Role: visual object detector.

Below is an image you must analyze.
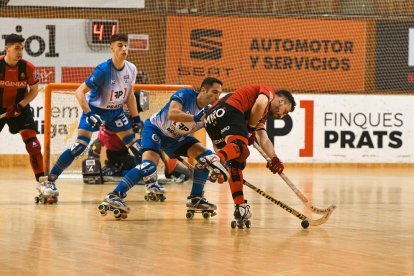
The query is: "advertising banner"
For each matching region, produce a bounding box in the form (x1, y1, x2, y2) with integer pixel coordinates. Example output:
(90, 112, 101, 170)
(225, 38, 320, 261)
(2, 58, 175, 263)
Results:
(166, 16, 366, 92)
(376, 21, 414, 91)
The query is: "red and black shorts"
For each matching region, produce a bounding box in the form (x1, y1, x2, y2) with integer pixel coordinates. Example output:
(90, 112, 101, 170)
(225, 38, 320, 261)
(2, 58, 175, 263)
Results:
(204, 98, 249, 149)
(0, 107, 37, 134)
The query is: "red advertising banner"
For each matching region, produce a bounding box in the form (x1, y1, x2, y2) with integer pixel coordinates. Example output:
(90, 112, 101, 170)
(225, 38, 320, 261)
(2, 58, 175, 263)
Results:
(166, 16, 366, 92)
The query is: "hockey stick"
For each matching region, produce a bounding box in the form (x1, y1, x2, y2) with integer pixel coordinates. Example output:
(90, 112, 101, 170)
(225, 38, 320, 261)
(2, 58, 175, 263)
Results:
(253, 141, 336, 215)
(243, 179, 333, 227)
(0, 113, 6, 119)
(176, 156, 332, 227)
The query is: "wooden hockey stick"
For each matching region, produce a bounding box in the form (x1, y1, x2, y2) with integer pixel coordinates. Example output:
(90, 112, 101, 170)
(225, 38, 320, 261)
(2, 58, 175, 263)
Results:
(253, 141, 336, 215)
(176, 156, 332, 227)
(243, 179, 333, 227)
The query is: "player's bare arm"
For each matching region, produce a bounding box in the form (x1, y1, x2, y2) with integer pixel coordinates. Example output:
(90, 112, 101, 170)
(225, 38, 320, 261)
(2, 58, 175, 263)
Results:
(75, 82, 92, 114)
(256, 128, 277, 159)
(126, 91, 139, 118)
(167, 101, 195, 122)
(248, 94, 268, 128)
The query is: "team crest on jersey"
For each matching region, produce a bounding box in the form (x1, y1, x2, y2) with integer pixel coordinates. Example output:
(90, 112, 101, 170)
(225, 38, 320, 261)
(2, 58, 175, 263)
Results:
(20, 72, 26, 80)
(123, 75, 129, 79)
(111, 79, 115, 84)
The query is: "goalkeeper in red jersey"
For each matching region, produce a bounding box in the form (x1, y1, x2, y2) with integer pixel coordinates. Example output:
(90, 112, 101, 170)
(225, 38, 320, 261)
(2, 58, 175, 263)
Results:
(204, 84, 296, 227)
(0, 34, 44, 182)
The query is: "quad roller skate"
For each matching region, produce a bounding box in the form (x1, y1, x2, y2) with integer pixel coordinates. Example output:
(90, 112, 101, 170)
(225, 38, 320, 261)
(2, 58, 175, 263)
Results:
(98, 192, 130, 220)
(35, 176, 59, 204)
(196, 154, 229, 182)
(186, 194, 217, 219)
(144, 182, 166, 202)
(231, 200, 252, 229)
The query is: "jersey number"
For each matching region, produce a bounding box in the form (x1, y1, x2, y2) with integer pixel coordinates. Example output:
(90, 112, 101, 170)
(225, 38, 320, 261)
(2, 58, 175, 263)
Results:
(115, 116, 129, 127)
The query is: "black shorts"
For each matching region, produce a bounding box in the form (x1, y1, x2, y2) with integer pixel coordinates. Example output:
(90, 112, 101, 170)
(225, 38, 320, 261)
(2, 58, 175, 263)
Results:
(204, 100, 248, 149)
(0, 107, 37, 134)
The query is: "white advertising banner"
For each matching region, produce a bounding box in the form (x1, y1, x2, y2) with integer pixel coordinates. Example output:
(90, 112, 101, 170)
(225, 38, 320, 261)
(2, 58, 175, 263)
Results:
(208, 94, 414, 163)
(0, 18, 111, 82)
(2, 94, 414, 163)
(7, 0, 145, 9)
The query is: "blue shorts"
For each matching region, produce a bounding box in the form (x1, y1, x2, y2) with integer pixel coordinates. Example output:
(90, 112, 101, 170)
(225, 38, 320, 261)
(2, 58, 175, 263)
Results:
(78, 105, 132, 133)
(140, 119, 199, 158)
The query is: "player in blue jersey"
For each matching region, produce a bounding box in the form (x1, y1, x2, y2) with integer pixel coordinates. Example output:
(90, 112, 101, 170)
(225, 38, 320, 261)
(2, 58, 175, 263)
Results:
(98, 77, 229, 219)
(36, 33, 143, 204)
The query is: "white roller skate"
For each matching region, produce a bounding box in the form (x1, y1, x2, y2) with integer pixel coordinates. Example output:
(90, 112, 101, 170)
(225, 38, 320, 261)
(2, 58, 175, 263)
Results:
(186, 194, 217, 219)
(231, 200, 252, 229)
(196, 154, 229, 182)
(35, 176, 59, 204)
(144, 182, 166, 202)
(98, 192, 130, 220)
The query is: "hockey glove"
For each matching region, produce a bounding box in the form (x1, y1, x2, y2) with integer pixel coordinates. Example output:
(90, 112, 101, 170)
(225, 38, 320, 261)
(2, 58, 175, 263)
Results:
(267, 156, 284, 174)
(132, 116, 144, 133)
(86, 111, 103, 129)
(193, 104, 211, 122)
(5, 103, 23, 118)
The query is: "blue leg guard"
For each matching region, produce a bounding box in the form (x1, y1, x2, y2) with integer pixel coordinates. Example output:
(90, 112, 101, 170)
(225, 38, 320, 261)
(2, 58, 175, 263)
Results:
(50, 136, 90, 177)
(114, 167, 142, 197)
(191, 150, 213, 196)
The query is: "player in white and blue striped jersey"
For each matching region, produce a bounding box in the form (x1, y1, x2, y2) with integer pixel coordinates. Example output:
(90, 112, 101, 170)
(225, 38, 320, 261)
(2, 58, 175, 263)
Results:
(37, 34, 143, 203)
(99, 77, 229, 218)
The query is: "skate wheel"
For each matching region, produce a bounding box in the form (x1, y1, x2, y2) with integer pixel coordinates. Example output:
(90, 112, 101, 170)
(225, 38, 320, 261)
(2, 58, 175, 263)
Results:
(231, 221, 237, 229)
(47, 197, 55, 204)
(34, 196, 40, 204)
(159, 195, 166, 202)
(186, 211, 194, 219)
(245, 220, 251, 228)
(211, 212, 217, 217)
(54, 197, 58, 203)
(121, 213, 128, 219)
(144, 195, 149, 201)
(113, 209, 122, 219)
(98, 205, 107, 216)
(202, 212, 210, 219)
(39, 197, 46, 204)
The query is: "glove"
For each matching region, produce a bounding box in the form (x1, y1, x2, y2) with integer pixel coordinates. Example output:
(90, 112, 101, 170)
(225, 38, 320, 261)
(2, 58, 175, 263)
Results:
(266, 156, 284, 174)
(5, 103, 23, 118)
(193, 104, 211, 122)
(86, 111, 103, 129)
(132, 116, 144, 133)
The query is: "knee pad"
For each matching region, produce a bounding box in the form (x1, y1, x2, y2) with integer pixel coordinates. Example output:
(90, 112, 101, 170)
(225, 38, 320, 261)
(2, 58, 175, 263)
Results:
(127, 139, 141, 157)
(25, 137, 42, 155)
(69, 136, 90, 157)
(139, 160, 157, 183)
(88, 138, 102, 158)
(231, 139, 250, 162)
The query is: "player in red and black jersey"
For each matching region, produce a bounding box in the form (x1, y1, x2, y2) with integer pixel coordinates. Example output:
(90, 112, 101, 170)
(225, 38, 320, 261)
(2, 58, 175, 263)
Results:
(0, 33, 43, 182)
(204, 84, 296, 225)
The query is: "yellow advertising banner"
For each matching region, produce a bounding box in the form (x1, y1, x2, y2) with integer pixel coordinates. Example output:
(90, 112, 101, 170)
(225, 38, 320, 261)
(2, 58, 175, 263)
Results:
(166, 16, 366, 92)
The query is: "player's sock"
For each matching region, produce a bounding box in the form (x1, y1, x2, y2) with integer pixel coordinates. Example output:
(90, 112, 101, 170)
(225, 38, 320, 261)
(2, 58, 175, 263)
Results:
(229, 167, 245, 205)
(190, 167, 209, 196)
(113, 167, 142, 196)
(50, 149, 75, 176)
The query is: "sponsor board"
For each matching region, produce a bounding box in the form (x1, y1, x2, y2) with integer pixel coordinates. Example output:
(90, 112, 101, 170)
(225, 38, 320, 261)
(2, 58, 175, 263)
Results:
(167, 16, 366, 92)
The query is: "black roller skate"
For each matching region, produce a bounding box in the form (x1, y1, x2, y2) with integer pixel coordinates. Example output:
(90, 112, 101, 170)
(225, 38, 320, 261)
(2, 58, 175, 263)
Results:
(144, 182, 166, 202)
(35, 176, 59, 204)
(196, 154, 229, 182)
(186, 194, 217, 219)
(98, 192, 130, 220)
(231, 200, 252, 229)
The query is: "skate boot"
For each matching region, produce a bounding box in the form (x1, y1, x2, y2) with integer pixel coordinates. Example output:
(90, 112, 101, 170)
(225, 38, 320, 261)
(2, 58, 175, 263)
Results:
(231, 200, 252, 229)
(144, 182, 166, 202)
(35, 175, 59, 204)
(196, 154, 229, 182)
(98, 192, 130, 220)
(186, 194, 217, 219)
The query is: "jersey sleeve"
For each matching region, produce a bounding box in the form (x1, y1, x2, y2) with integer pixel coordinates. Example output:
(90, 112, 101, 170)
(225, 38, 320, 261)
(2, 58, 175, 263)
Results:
(170, 89, 187, 106)
(26, 61, 39, 86)
(85, 64, 106, 90)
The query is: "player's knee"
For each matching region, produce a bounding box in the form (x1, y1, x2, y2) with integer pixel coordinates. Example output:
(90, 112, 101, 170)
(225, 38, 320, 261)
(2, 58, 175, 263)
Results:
(232, 139, 250, 162)
(69, 136, 90, 157)
(139, 160, 157, 183)
(25, 137, 42, 155)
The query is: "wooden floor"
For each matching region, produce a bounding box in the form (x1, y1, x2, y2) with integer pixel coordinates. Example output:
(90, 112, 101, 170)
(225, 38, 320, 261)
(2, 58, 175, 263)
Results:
(0, 165, 413, 275)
